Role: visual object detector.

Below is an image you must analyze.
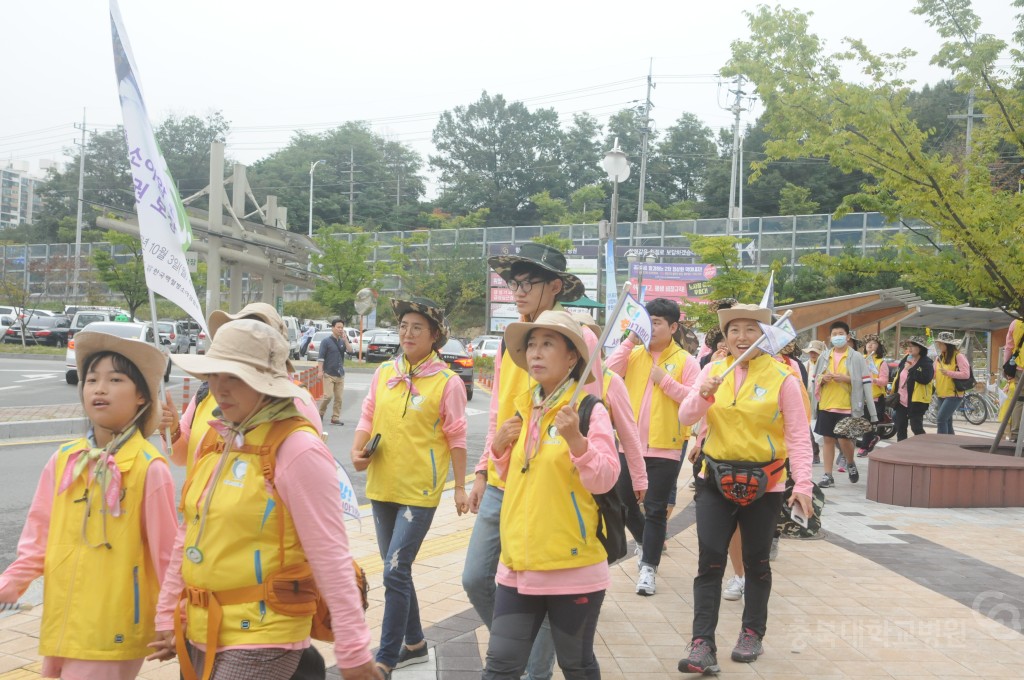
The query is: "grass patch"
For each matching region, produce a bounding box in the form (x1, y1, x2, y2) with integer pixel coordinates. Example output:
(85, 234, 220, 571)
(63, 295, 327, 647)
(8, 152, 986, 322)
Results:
(0, 343, 64, 356)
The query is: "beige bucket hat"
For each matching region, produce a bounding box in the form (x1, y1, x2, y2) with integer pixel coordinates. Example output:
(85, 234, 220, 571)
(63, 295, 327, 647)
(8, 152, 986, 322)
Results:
(172, 319, 310, 403)
(502, 310, 595, 384)
(717, 303, 772, 331)
(208, 302, 286, 338)
(802, 339, 827, 355)
(74, 331, 167, 436)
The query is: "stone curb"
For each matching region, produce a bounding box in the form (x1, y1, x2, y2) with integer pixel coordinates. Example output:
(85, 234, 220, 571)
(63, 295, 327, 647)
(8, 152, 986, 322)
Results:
(0, 417, 89, 439)
(0, 352, 64, 362)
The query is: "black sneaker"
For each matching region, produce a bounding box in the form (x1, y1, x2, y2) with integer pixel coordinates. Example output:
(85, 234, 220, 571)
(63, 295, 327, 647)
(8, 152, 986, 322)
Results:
(863, 434, 880, 454)
(847, 460, 860, 483)
(396, 643, 429, 668)
(819, 473, 834, 488)
(374, 664, 392, 680)
(731, 628, 764, 663)
(679, 638, 719, 675)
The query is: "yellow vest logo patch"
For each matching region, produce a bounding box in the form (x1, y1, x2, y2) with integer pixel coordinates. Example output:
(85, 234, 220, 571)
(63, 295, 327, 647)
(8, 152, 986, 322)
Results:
(409, 394, 425, 410)
(226, 459, 247, 488)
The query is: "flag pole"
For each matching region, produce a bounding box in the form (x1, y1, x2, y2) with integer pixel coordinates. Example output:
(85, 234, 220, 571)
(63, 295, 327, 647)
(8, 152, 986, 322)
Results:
(718, 309, 794, 380)
(147, 288, 175, 450)
(569, 281, 633, 406)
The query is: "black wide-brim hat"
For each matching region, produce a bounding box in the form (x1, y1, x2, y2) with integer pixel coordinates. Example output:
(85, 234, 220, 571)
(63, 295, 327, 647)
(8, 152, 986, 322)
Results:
(487, 242, 585, 302)
(390, 297, 450, 350)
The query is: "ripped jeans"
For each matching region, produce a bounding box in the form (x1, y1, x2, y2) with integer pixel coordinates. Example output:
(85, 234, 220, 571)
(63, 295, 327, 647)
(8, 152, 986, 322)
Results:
(371, 500, 437, 668)
(691, 480, 784, 651)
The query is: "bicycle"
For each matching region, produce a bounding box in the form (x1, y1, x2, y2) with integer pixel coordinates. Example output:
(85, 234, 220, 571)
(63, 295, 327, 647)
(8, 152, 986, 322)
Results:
(924, 392, 987, 426)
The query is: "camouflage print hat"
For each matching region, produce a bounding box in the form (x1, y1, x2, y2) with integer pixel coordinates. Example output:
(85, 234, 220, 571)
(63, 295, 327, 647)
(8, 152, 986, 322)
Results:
(487, 242, 585, 302)
(390, 297, 450, 351)
(709, 298, 738, 312)
(905, 336, 930, 352)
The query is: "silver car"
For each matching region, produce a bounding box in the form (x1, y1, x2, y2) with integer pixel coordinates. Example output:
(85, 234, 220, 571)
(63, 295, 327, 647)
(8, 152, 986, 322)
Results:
(304, 330, 335, 362)
(157, 321, 190, 354)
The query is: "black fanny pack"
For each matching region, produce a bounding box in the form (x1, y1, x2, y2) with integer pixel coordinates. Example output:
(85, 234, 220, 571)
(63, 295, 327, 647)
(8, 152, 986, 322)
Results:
(703, 454, 787, 506)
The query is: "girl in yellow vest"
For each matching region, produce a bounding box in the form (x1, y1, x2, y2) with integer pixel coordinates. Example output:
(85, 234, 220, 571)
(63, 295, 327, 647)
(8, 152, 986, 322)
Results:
(483, 310, 619, 679)
(677, 303, 814, 674)
(855, 334, 889, 455)
(933, 331, 972, 435)
(349, 297, 468, 679)
(890, 336, 935, 441)
(1003, 319, 1024, 441)
(160, 302, 323, 474)
(606, 297, 699, 597)
(0, 331, 177, 680)
(149, 319, 379, 680)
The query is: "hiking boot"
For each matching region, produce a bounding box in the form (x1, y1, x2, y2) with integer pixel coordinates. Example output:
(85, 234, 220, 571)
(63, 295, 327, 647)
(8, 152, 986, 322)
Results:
(679, 638, 720, 675)
(819, 473, 834, 488)
(636, 565, 656, 596)
(731, 628, 764, 663)
(847, 460, 860, 483)
(769, 536, 780, 562)
(396, 642, 429, 668)
(722, 575, 744, 601)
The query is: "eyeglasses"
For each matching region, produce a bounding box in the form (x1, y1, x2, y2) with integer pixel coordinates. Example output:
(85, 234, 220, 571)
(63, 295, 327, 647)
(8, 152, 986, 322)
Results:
(398, 322, 429, 336)
(507, 278, 548, 294)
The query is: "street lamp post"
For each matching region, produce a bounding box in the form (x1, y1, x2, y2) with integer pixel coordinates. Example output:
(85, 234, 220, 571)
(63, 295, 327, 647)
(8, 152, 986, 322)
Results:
(308, 159, 326, 238)
(600, 139, 631, 322)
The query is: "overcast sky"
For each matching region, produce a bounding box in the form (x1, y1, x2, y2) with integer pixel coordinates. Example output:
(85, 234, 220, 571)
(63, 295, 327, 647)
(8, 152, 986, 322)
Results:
(2, 0, 1017, 198)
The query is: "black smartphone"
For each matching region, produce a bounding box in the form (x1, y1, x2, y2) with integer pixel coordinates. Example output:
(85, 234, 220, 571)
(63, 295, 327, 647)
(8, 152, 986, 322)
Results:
(364, 433, 381, 457)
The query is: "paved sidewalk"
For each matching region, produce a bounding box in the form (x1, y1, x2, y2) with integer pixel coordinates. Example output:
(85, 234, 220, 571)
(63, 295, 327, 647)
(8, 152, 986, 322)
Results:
(2, 424, 1022, 678)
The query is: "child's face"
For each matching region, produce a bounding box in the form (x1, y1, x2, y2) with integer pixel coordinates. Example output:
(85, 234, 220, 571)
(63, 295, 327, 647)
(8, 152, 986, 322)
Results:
(208, 373, 264, 423)
(83, 356, 146, 434)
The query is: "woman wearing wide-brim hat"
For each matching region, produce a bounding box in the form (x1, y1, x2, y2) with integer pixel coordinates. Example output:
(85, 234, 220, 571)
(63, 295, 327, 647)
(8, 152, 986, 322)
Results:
(482, 310, 619, 680)
(677, 303, 813, 674)
(933, 331, 972, 435)
(889, 335, 935, 441)
(150, 319, 379, 680)
(349, 297, 468, 678)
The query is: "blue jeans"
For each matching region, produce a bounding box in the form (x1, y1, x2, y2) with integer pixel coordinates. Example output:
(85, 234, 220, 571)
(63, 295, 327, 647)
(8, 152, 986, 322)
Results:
(371, 500, 437, 668)
(935, 396, 963, 435)
(460, 484, 554, 679)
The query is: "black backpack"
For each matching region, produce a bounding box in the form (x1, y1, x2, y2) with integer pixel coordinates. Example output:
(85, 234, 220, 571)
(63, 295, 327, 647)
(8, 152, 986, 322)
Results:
(576, 394, 628, 564)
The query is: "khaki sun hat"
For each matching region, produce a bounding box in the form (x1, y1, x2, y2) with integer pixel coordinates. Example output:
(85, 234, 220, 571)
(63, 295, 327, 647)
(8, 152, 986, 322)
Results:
(74, 331, 167, 436)
(802, 339, 827, 355)
(208, 302, 286, 338)
(717, 303, 772, 332)
(172, 319, 310, 404)
(502, 310, 595, 384)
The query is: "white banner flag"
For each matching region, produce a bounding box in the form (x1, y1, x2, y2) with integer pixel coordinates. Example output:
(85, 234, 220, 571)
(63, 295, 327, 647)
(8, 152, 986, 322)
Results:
(756, 317, 798, 356)
(604, 292, 653, 350)
(109, 0, 207, 334)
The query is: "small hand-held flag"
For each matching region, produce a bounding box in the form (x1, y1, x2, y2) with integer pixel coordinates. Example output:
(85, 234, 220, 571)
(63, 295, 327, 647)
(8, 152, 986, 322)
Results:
(759, 271, 775, 315)
(756, 315, 797, 356)
(604, 292, 653, 350)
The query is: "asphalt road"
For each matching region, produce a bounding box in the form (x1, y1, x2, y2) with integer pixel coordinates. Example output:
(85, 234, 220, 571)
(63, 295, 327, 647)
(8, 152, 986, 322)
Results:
(0, 370, 491, 577)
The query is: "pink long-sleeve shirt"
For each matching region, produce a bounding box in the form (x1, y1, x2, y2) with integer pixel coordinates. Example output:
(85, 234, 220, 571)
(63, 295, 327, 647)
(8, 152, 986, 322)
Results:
(679, 361, 813, 498)
(0, 445, 177, 680)
(603, 371, 648, 492)
(355, 368, 468, 451)
(475, 324, 605, 476)
(1005, 320, 1021, 363)
(156, 429, 373, 670)
(606, 338, 699, 461)
(491, 399, 619, 595)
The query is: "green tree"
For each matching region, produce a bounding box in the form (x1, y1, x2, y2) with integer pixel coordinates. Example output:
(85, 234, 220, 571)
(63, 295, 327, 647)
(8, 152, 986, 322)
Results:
(0, 273, 45, 348)
(529, 190, 568, 224)
(92, 231, 148, 317)
(311, 227, 393, 318)
(284, 299, 330, 321)
(726, 2, 1024, 316)
(430, 92, 567, 225)
(531, 233, 573, 253)
(650, 112, 717, 203)
(562, 113, 604, 191)
(678, 234, 772, 328)
(778, 183, 820, 215)
(417, 207, 491, 229)
(391, 233, 487, 331)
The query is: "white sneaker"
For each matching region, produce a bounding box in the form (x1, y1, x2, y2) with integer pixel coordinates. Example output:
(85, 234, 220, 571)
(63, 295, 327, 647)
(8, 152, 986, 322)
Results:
(636, 565, 657, 596)
(722, 575, 745, 601)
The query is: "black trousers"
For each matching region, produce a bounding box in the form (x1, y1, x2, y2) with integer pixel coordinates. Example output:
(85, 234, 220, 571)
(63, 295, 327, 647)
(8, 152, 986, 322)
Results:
(691, 478, 785, 651)
(893, 401, 928, 441)
(613, 454, 683, 568)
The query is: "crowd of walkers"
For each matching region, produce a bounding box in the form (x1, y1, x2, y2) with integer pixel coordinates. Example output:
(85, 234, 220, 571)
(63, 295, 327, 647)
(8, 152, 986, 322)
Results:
(0, 239, 1008, 679)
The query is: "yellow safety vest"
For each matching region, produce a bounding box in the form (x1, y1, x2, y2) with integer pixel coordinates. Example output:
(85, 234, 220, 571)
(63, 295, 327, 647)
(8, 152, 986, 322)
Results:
(489, 346, 532, 488)
(40, 433, 166, 660)
(1011, 321, 1024, 366)
(623, 342, 691, 448)
(819, 350, 852, 411)
(366, 360, 457, 507)
(186, 391, 219, 474)
(499, 386, 607, 570)
(934, 353, 963, 398)
(181, 420, 318, 647)
(870, 356, 886, 400)
(891, 359, 934, 405)
(701, 355, 792, 484)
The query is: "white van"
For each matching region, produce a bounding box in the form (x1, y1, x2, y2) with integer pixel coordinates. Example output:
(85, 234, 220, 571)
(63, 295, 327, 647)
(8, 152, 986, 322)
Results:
(281, 316, 301, 358)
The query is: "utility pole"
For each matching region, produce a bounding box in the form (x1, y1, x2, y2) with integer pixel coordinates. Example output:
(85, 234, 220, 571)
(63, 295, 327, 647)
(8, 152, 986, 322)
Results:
(725, 75, 748, 237)
(396, 167, 401, 207)
(348, 148, 355, 225)
(948, 89, 988, 165)
(635, 58, 655, 224)
(72, 109, 89, 302)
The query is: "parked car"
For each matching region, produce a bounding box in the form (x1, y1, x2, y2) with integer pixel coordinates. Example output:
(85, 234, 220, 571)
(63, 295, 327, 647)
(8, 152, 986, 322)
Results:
(365, 329, 400, 362)
(0, 314, 15, 337)
(196, 328, 210, 355)
(65, 322, 172, 385)
(69, 308, 133, 337)
(3, 315, 72, 347)
(157, 320, 190, 354)
(345, 328, 361, 357)
(282, 315, 301, 358)
(360, 328, 379, 356)
(438, 338, 474, 401)
(473, 337, 502, 360)
(182, 319, 202, 346)
(304, 330, 334, 362)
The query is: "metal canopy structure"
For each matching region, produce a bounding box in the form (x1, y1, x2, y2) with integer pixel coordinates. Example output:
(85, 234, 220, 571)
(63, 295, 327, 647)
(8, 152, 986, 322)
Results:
(97, 142, 319, 315)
